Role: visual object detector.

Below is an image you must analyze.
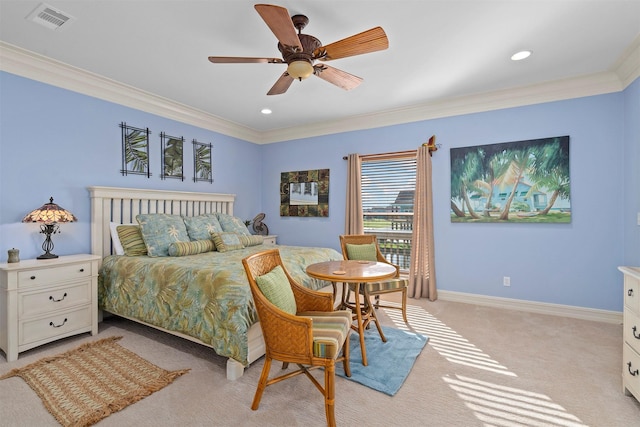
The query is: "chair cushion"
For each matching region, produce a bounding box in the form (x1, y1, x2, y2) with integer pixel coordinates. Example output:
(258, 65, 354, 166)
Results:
(299, 310, 351, 359)
(345, 243, 378, 261)
(255, 265, 297, 315)
(349, 277, 408, 293)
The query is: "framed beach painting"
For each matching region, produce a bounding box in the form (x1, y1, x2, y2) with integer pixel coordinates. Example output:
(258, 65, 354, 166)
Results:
(450, 136, 570, 223)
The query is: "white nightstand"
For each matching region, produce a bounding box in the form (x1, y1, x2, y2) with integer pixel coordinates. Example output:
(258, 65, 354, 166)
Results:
(262, 235, 278, 245)
(0, 254, 101, 362)
(621, 266, 640, 404)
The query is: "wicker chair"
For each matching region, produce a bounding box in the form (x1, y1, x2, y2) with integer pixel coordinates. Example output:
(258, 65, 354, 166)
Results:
(242, 249, 351, 427)
(339, 234, 408, 324)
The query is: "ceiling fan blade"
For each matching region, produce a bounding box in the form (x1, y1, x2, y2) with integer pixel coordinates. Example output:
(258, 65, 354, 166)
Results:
(313, 65, 362, 91)
(254, 4, 302, 51)
(267, 72, 294, 95)
(208, 56, 284, 64)
(314, 27, 389, 61)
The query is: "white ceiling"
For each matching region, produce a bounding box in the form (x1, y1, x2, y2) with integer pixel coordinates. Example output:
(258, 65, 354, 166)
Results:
(1, 1, 639, 142)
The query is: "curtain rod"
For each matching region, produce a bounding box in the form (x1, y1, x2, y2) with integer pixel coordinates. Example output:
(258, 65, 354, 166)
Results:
(342, 135, 438, 160)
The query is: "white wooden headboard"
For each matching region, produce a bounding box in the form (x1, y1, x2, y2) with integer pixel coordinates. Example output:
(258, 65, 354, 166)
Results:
(88, 186, 236, 259)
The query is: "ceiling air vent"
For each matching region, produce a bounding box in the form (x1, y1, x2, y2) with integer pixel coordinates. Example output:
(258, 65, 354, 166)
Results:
(26, 3, 76, 31)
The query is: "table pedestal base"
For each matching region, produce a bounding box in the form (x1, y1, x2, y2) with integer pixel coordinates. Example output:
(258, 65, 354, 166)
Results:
(337, 282, 386, 366)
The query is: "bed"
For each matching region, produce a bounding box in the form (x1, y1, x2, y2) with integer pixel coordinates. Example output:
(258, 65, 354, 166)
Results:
(89, 186, 342, 380)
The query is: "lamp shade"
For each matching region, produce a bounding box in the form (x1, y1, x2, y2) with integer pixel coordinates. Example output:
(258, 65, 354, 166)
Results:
(22, 197, 77, 224)
(287, 60, 314, 80)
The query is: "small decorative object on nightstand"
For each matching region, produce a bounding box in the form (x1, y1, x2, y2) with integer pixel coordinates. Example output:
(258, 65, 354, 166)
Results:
(262, 235, 277, 245)
(251, 213, 269, 236)
(0, 254, 101, 362)
(22, 197, 77, 259)
(7, 248, 19, 263)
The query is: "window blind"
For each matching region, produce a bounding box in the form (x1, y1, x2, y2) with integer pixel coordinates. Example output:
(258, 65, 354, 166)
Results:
(361, 156, 417, 215)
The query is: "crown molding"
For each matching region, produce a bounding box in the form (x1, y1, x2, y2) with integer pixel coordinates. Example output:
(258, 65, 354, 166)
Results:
(0, 41, 261, 143)
(2, 40, 637, 145)
(612, 33, 640, 87)
(259, 71, 625, 143)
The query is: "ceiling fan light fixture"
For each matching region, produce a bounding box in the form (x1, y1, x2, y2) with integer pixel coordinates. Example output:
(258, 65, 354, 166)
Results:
(287, 60, 314, 80)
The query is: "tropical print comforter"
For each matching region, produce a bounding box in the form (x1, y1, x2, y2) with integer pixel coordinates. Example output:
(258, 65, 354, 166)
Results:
(98, 245, 342, 365)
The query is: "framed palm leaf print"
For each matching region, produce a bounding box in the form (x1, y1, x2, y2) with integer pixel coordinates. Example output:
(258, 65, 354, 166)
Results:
(120, 122, 150, 177)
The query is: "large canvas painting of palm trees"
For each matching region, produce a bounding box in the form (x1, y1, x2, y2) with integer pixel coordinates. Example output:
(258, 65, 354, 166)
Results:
(450, 136, 570, 223)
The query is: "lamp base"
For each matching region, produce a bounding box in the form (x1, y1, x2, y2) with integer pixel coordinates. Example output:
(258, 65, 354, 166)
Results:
(38, 223, 59, 260)
(37, 252, 58, 260)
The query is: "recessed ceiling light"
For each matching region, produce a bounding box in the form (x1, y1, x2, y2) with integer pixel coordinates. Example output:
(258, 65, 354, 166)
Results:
(261, 108, 272, 115)
(511, 50, 532, 61)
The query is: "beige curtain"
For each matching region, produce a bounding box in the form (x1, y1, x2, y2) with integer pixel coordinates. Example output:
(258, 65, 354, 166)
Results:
(408, 144, 437, 300)
(344, 153, 364, 234)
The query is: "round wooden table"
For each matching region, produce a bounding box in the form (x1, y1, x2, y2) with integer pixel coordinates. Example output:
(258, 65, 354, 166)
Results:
(306, 260, 396, 366)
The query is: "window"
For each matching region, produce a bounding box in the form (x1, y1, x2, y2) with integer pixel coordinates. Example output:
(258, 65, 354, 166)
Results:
(361, 152, 416, 271)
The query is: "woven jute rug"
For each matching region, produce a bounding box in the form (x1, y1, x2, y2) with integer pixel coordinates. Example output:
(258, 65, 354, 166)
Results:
(0, 336, 189, 427)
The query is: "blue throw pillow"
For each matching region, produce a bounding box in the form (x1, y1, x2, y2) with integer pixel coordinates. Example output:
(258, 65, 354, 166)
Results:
(136, 214, 190, 257)
(216, 213, 251, 235)
(183, 214, 223, 241)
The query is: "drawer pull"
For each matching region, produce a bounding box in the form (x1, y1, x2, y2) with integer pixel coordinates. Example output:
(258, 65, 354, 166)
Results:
(629, 289, 635, 297)
(628, 362, 639, 376)
(79, 268, 85, 272)
(49, 293, 68, 302)
(49, 318, 68, 328)
(30, 276, 36, 280)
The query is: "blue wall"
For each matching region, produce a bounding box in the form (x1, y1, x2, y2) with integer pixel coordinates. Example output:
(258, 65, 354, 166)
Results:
(624, 78, 640, 266)
(0, 72, 262, 259)
(261, 94, 629, 311)
(1, 70, 638, 312)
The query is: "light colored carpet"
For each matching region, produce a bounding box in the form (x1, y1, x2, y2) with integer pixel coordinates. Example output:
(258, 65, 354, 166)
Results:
(1, 293, 639, 426)
(0, 336, 188, 427)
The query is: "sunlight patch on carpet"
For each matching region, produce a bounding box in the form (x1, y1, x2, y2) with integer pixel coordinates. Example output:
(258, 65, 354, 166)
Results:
(383, 301, 516, 376)
(444, 375, 587, 426)
(380, 301, 585, 426)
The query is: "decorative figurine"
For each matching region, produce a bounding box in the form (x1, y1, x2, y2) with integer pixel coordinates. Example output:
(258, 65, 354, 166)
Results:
(251, 213, 269, 236)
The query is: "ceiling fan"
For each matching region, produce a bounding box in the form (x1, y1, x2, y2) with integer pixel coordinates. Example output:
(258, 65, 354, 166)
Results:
(208, 4, 389, 95)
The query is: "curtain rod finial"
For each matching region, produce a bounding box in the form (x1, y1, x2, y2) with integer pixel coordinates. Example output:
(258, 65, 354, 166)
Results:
(422, 135, 438, 153)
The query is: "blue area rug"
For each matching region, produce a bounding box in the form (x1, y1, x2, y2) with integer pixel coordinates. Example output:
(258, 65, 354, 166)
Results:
(336, 326, 428, 396)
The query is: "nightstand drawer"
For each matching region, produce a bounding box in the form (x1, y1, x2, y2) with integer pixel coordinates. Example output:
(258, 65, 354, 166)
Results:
(624, 270, 640, 313)
(19, 281, 92, 318)
(20, 305, 92, 346)
(624, 342, 640, 400)
(262, 235, 277, 245)
(17, 262, 92, 288)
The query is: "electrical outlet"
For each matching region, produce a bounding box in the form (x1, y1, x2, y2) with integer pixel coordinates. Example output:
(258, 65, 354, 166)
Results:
(503, 276, 511, 287)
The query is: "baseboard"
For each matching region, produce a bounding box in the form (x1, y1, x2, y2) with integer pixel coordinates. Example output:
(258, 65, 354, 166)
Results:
(437, 290, 622, 324)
